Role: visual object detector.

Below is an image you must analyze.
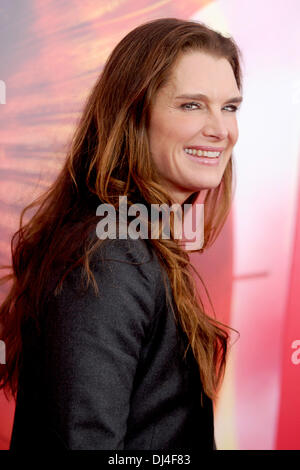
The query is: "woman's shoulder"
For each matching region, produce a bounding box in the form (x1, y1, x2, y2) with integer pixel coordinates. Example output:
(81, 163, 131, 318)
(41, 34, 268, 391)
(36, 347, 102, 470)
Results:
(91, 236, 169, 308)
(91, 235, 156, 264)
(45, 235, 169, 331)
(90, 236, 162, 278)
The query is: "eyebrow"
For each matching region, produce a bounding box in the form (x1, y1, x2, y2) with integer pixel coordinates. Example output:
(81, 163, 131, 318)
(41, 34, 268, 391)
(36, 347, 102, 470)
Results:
(175, 93, 243, 104)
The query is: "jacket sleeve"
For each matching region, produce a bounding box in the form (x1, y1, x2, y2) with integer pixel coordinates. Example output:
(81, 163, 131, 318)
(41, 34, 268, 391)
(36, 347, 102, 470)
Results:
(42, 237, 164, 449)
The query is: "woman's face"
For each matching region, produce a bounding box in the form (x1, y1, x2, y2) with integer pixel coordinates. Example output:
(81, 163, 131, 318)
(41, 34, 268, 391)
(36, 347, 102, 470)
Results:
(148, 50, 242, 205)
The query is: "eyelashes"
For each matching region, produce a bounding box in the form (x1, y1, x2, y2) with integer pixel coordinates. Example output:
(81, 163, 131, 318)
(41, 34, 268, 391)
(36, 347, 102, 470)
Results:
(180, 102, 240, 112)
(224, 104, 239, 112)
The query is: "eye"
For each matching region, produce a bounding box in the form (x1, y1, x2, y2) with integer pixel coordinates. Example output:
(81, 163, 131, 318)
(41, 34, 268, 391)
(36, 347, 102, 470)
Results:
(223, 104, 240, 112)
(180, 102, 202, 111)
(181, 102, 240, 112)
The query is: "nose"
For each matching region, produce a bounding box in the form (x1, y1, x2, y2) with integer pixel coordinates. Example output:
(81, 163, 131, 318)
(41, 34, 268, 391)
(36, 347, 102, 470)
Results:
(201, 111, 228, 140)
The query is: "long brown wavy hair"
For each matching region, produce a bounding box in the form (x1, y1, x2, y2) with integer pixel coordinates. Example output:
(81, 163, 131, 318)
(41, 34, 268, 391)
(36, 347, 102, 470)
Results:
(0, 18, 243, 402)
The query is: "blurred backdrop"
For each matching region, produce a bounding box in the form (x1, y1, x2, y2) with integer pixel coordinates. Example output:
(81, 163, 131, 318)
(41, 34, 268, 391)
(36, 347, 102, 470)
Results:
(0, 0, 299, 450)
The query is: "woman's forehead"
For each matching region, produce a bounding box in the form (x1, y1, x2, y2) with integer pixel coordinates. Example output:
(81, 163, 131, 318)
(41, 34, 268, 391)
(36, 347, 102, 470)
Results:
(155, 57, 240, 104)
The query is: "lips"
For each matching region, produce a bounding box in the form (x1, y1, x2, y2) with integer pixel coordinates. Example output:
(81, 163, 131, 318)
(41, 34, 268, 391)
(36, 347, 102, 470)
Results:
(184, 146, 225, 152)
(184, 148, 223, 159)
(183, 148, 222, 166)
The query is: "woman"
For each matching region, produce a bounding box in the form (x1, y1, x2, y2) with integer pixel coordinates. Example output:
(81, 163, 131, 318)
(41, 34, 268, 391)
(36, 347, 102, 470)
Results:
(0, 17, 243, 450)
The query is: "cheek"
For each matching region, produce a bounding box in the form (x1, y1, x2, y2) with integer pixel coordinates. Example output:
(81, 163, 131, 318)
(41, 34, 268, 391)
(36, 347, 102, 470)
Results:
(229, 120, 239, 143)
(148, 120, 170, 172)
(149, 119, 180, 154)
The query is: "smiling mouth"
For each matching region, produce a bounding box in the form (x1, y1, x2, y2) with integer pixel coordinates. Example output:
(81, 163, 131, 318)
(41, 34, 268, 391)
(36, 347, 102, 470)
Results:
(183, 148, 222, 158)
(183, 148, 223, 165)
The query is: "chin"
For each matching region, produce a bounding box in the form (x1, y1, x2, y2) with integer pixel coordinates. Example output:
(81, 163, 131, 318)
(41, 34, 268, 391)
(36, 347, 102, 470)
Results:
(193, 178, 223, 190)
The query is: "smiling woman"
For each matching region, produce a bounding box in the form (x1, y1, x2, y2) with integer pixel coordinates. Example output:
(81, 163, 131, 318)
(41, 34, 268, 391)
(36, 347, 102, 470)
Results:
(148, 51, 243, 204)
(0, 18, 243, 450)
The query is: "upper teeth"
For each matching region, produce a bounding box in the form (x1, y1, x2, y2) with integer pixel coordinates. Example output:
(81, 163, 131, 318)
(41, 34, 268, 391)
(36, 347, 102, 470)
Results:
(184, 148, 221, 158)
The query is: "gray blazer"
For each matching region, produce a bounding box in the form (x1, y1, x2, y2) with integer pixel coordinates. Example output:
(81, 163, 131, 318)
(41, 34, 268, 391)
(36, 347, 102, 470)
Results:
(9, 236, 216, 450)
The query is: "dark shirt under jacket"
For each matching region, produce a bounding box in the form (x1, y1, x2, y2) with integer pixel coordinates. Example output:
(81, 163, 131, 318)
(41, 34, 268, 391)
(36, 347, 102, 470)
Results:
(9, 236, 216, 450)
